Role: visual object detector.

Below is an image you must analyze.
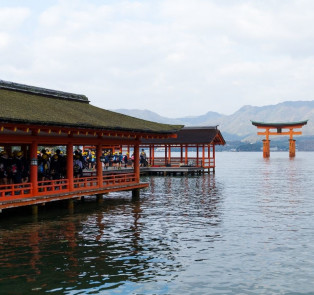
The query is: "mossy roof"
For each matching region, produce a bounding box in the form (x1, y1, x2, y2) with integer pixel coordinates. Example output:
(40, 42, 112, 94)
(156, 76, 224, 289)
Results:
(0, 81, 183, 134)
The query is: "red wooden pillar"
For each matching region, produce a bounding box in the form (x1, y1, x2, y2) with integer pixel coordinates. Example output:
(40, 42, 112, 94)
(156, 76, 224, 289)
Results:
(96, 144, 103, 187)
(202, 144, 205, 167)
(152, 145, 155, 166)
(196, 145, 199, 166)
(165, 145, 168, 165)
(134, 142, 140, 183)
(289, 139, 295, 158)
(185, 145, 188, 164)
(30, 141, 38, 195)
(207, 144, 211, 166)
(180, 145, 183, 163)
(212, 144, 216, 169)
(263, 139, 270, 158)
(149, 145, 152, 166)
(168, 145, 171, 165)
(67, 143, 74, 190)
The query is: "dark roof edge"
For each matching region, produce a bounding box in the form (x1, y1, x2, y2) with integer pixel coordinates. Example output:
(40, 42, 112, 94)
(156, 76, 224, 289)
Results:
(0, 80, 89, 103)
(182, 126, 219, 130)
(251, 120, 308, 127)
(0, 118, 181, 134)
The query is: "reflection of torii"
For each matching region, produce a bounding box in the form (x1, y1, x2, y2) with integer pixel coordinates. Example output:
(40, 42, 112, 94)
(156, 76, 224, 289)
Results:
(251, 120, 308, 158)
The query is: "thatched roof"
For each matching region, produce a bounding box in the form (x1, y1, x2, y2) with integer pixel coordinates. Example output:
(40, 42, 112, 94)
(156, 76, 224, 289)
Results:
(0, 80, 182, 134)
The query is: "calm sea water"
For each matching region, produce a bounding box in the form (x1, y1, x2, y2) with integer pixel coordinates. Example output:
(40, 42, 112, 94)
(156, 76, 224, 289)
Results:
(1, 152, 314, 295)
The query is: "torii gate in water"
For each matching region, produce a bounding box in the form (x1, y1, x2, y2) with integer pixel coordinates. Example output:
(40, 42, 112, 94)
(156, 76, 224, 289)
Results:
(251, 120, 308, 158)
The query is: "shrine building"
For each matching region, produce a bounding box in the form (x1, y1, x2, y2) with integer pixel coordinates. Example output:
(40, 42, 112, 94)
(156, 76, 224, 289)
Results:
(140, 126, 225, 174)
(0, 80, 182, 212)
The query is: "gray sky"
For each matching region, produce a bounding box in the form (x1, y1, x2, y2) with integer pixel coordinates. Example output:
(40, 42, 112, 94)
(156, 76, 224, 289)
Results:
(1, 0, 314, 117)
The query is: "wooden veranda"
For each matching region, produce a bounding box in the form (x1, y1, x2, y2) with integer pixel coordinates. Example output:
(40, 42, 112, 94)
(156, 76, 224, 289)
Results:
(0, 80, 181, 212)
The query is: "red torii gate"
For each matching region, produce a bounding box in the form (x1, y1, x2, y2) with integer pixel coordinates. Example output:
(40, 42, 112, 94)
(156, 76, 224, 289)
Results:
(251, 120, 308, 158)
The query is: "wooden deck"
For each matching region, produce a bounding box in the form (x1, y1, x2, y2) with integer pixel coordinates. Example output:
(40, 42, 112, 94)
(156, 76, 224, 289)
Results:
(0, 182, 148, 210)
(0, 172, 147, 211)
(83, 166, 214, 177)
(140, 166, 210, 176)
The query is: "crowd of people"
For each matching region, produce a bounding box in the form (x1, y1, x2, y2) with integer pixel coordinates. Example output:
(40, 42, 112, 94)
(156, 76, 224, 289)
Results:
(0, 148, 143, 186)
(0, 150, 29, 186)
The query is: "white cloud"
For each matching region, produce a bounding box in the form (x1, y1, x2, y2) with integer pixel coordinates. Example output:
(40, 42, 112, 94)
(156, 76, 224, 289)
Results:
(1, 0, 314, 117)
(0, 7, 30, 30)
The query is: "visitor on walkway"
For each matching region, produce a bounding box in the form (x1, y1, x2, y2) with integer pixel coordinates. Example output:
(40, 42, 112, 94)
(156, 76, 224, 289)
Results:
(73, 151, 83, 178)
(140, 149, 147, 167)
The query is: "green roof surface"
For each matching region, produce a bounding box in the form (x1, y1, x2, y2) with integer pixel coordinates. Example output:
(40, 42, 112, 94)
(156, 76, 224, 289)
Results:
(0, 81, 182, 134)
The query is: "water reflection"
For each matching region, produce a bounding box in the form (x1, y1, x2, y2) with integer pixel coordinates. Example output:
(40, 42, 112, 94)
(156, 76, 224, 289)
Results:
(0, 174, 224, 294)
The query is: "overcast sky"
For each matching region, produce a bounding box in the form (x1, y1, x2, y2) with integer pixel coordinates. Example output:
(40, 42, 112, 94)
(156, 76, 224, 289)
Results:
(1, 0, 314, 117)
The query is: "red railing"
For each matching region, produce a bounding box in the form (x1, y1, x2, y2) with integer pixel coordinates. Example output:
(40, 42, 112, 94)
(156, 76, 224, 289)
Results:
(101, 173, 136, 186)
(37, 179, 69, 195)
(0, 173, 138, 201)
(150, 157, 214, 168)
(73, 176, 99, 190)
(0, 183, 33, 199)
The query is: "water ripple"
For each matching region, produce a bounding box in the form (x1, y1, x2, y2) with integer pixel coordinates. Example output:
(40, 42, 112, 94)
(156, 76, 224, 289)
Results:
(1, 153, 314, 294)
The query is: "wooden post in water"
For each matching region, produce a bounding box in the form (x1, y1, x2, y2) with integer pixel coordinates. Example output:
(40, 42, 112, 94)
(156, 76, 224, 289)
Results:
(68, 199, 74, 214)
(289, 139, 296, 158)
(132, 188, 140, 201)
(32, 205, 38, 216)
(263, 139, 270, 158)
(96, 194, 104, 203)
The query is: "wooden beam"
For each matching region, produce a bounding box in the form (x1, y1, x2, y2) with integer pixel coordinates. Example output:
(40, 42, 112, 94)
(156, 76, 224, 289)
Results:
(258, 131, 302, 136)
(0, 134, 140, 145)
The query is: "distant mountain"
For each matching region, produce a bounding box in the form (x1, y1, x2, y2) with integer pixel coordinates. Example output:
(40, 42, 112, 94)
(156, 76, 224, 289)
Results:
(113, 100, 314, 142)
(114, 109, 223, 125)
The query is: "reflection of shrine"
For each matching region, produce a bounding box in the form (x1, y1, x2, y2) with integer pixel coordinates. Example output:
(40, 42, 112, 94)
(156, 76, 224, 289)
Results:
(0, 172, 225, 293)
(251, 120, 308, 158)
(0, 199, 147, 293)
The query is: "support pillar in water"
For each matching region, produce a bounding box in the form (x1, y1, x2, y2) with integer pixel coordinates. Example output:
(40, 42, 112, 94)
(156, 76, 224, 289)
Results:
(32, 205, 38, 216)
(132, 188, 140, 201)
(289, 139, 296, 158)
(96, 194, 104, 203)
(263, 139, 270, 158)
(68, 199, 74, 214)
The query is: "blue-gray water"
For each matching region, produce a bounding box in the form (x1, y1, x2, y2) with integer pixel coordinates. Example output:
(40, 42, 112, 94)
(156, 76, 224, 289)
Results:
(1, 152, 314, 294)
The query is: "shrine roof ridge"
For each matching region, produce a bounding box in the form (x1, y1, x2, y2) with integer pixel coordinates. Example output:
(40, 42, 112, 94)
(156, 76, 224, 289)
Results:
(251, 120, 308, 128)
(0, 79, 89, 103)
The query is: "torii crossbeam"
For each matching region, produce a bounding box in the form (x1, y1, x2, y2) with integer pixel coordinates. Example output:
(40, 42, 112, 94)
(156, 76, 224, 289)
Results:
(251, 120, 308, 158)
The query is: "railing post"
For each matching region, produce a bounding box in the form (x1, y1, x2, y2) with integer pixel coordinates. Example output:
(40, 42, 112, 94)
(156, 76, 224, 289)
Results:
(67, 143, 74, 191)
